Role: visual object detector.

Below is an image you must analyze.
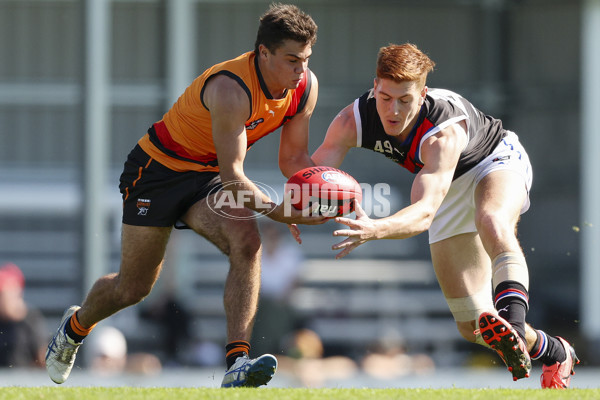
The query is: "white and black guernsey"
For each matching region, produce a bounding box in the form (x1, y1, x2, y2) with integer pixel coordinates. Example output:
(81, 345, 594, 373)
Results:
(353, 88, 507, 180)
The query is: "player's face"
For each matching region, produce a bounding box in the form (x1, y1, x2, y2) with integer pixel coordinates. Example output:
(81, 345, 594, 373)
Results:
(257, 40, 312, 98)
(373, 78, 427, 138)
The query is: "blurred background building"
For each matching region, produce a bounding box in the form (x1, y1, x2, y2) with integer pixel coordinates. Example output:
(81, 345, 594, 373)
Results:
(1, 0, 599, 378)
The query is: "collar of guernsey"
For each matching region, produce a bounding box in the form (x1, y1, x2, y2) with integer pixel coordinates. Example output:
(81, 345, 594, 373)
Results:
(139, 52, 312, 173)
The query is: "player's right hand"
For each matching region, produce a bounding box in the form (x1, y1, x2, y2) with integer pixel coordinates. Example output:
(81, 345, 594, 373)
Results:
(268, 190, 328, 226)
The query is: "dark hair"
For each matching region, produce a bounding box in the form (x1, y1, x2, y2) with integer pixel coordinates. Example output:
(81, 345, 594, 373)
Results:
(254, 3, 318, 54)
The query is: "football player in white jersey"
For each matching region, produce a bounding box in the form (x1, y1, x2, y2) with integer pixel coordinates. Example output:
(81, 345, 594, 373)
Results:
(312, 43, 578, 389)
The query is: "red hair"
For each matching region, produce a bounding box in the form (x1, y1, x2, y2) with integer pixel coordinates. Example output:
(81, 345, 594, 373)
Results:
(376, 43, 435, 87)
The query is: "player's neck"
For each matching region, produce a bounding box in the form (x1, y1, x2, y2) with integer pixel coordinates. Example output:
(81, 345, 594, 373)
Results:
(255, 56, 287, 99)
(262, 74, 287, 99)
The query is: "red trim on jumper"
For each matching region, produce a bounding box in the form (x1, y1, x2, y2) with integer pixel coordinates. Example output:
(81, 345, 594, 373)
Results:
(153, 121, 218, 164)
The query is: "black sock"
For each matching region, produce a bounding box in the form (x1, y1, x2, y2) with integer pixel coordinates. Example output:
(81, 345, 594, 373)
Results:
(494, 281, 529, 346)
(64, 316, 87, 343)
(225, 340, 250, 369)
(530, 330, 567, 366)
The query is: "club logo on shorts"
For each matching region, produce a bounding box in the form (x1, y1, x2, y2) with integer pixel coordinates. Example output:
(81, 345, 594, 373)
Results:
(136, 198, 151, 216)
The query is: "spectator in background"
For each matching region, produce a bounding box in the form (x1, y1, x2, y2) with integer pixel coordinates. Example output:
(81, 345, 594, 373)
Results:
(0, 262, 47, 368)
(277, 328, 358, 387)
(141, 294, 193, 366)
(85, 325, 128, 374)
(85, 325, 162, 376)
(360, 332, 435, 379)
(251, 221, 304, 356)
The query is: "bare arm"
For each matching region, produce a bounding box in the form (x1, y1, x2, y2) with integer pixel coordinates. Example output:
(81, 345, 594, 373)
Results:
(278, 71, 319, 177)
(311, 102, 357, 167)
(204, 75, 265, 207)
(332, 121, 468, 258)
(205, 74, 326, 225)
(373, 122, 466, 238)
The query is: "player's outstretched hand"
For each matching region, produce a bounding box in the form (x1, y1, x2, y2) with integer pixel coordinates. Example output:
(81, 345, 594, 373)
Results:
(332, 200, 377, 259)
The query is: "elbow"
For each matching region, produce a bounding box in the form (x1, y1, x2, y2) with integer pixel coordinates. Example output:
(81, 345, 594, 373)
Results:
(418, 210, 436, 234)
(422, 219, 434, 234)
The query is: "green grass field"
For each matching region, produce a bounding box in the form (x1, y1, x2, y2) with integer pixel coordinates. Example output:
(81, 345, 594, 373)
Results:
(2, 388, 600, 400)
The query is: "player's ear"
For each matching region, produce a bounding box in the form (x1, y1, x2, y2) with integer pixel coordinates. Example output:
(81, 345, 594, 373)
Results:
(258, 44, 269, 59)
(419, 86, 428, 105)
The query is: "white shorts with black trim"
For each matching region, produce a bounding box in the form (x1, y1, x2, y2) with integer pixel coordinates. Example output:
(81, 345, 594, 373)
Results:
(428, 131, 533, 244)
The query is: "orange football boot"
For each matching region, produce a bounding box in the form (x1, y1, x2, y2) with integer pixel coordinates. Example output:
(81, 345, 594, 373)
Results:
(478, 311, 532, 381)
(540, 337, 580, 389)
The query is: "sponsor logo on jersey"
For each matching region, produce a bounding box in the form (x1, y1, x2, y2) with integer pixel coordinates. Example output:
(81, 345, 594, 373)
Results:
(246, 118, 264, 130)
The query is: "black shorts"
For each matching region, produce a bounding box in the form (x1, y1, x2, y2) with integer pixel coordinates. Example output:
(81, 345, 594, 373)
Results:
(119, 145, 222, 227)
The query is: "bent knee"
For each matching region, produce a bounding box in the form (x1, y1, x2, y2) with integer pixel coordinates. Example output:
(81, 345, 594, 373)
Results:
(445, 289, 495, 345)
(476, 212, 518, 241)
(223, 220, 261, 257)
(238, 227, 261, 258)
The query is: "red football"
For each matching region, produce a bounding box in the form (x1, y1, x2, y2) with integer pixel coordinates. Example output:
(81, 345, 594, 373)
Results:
(285, 166, 362, 217)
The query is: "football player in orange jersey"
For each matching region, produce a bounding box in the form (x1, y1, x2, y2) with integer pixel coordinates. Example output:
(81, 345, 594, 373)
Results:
(46, 4, 325, 388)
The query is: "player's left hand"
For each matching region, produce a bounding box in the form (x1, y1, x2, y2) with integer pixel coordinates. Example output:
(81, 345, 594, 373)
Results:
(332, 200, 377, 259)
